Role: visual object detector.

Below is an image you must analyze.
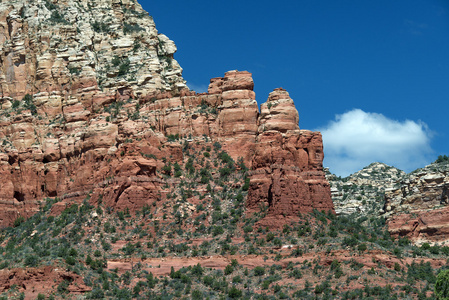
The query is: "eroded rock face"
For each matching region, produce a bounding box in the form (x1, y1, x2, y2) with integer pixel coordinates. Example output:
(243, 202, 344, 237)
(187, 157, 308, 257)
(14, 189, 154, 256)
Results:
(247, 90, 333, 220)
(0, 69, 333, 226)
(327, 163, 406, 217)
(387, 207, 449, 245)
(0, 265, 90, 298)
(0, 0, 186, 105)
(0, 0, 333, 227)
(383, 162, 449, 244)
(248, 130, 333, 220)
(258, 88, 299, 133)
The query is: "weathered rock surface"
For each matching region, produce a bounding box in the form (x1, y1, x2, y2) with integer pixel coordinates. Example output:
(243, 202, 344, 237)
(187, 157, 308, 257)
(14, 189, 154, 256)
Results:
(327, 162, 405, 217)
(0, 0, 186, 104)
(0, 265, 90, 299)
(327, 160, 449, 244)
(248, 130, 332, 219)
(258, 88, 299, 133)
(0, 69, 332, 227)
(384, 161, 449, 244)
(0, 0, 332, 227)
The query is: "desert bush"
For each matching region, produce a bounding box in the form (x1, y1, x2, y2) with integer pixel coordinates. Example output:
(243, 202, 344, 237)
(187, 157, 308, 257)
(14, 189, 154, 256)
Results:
(435, 269, 449, 300)
(254, 266, 265, 276)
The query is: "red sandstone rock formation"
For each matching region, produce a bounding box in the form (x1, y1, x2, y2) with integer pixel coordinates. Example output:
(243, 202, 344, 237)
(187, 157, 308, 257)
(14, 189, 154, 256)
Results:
(0, 70, 333, 227)
(247, 88, 332, 220)
(0, 266, 90, 299)
(387, 207, 449, 244)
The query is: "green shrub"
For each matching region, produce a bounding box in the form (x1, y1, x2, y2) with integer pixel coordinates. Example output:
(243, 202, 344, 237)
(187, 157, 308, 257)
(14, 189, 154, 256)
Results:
(243, 225, 253, 233)
(314, 280, 331, 294)
(442, 246, 449, 256)
(342, 236, 358, 248)
(49, 10, 67, 24)
(123, 22, 144, 34)
(289, 268, 302, 279)
(185, 158, 195, 174)
(65, 256, 76, 265)
(273, 238, 282, 247)
(23, 94, 37, 115)
(37, 294, 46, 300)
(191, 263, 203, 276)
(358, 243, 367, 252)
(44, 0, 56, 10)
(430, 245, 441, 255)
(435, 155, 449, 163)
(24, 255, 39, 267)
(212, 226, 224, 236)
(203, 275, 214, 286)
(407, 261, 435, 284)
(421, 243, 431, 250)
(393, 247, 402, 258)
(228, 286, 242, 299)
(191, 290, 203, 300)
(266, 232, 275, 242)
(161, 163, 172, 176)
(11, 100, 20, 109)
(111, 56, 121, 67)
(232, 276, 242, 283)
(89, 287, 105, 299)
(224, 264, 234, 275)
(13, 216, 25, 227)
(254, 266, 265, 276)
(118, 58, 131, 76)
(92, 21, 109, 33)
(435, 270, 449, 300)
(133, 40, 141, 52)
(57, 280, 70, 294)
(242, 177, 250, 191)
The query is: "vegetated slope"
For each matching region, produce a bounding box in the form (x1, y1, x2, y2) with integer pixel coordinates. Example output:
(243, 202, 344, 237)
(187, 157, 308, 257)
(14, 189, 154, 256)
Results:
(2, 183, 449, 299)
(1, 151, 447, 299)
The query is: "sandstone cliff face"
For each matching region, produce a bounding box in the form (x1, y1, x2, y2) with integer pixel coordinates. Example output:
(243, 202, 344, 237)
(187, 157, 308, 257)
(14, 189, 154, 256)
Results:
(384, 161, 449, 244)
(0, 1, 333, 227)
(248, 88, 332, 219)
(0, 69, 333, 226)
(0, 0, 186, 106)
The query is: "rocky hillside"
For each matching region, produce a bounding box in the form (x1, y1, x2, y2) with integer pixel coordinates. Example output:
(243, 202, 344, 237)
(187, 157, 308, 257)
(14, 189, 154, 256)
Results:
(328, 159, 449, 245)
(327, 162, 405, 217)
(385, 159, 449, 244)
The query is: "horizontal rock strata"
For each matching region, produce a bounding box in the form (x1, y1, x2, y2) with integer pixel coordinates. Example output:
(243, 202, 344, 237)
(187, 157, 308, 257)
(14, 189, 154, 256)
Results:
(0, 70, 333, 226)
(0, 0, 332, 226)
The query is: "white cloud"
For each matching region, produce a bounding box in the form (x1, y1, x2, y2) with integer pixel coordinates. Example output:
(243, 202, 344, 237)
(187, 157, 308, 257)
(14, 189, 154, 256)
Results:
(187, 82, 208, 93)
(317, 109, 433, 176)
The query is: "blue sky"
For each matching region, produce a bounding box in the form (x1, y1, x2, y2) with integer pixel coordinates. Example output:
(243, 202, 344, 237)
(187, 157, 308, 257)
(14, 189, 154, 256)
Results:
(141, 0, 449, 176)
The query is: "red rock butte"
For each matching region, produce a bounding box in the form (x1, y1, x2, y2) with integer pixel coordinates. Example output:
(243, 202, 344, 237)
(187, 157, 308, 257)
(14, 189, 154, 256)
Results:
(0, 70, 333, 227)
